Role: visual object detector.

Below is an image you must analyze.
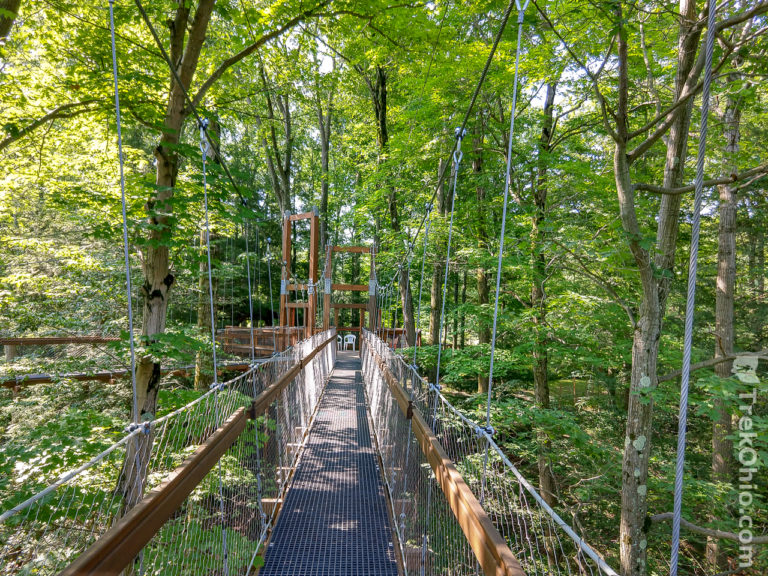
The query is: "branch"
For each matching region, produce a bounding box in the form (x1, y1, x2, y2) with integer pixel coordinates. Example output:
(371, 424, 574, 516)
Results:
(531, 0, 618, 141)
(634, 163, 768, 195)
(694, 1, 768, 36)
(554, 238, 636, 327)
(626, 12, 765, 157)
(192, 1, 330, 109)
(650, 512, 768, 544)
(0, 99, 100, 152)
(657, 349, 768, 383)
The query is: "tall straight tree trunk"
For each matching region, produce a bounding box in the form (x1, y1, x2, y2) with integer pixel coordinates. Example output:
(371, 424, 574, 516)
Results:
(0, 0, 20, 41)
(707, 83, 741, 569)
(374, 66, 415, 346)
(123, 0, 216, 517)
(430, 159, 448, 345)
(315, 67, 335, 250)
(533, 82, 557, 507)
(614, 3, 703, 574)
(474, 118, 491, 392)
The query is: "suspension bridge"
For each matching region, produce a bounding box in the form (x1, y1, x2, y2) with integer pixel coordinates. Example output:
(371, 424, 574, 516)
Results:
(0, 0, 732, 573)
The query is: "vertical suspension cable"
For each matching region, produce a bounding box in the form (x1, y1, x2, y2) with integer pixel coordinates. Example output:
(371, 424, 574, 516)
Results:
(481, 0, 529, 503)
(433, 130, 464, 404)
(421, 130, 464, 574)
(267, 238, 275, 321)
(108, 0, 138, 423)
(244, 220, 256, 365)
(413, 204, 432, 366)
(243, 219, 267, 532)
(670, 1, 717, 574)
(199, 120, 229, 576)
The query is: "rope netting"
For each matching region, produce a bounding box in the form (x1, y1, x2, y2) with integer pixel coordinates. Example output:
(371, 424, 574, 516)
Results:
(361, 329, 618, 576)
(0, 329, 336, 576)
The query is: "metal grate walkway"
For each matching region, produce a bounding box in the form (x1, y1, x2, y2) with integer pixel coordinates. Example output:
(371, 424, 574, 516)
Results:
(260, 351, 399, 576)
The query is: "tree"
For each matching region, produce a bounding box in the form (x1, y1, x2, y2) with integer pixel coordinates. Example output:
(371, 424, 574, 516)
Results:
(0, 0, 20, 41)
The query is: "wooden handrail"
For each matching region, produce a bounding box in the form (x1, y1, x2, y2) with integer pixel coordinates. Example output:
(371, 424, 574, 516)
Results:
(58, 332, 336, 576)
(59, 407, 250, 576)
(1, 363, 251, 389)
(364, 340, 527, 576)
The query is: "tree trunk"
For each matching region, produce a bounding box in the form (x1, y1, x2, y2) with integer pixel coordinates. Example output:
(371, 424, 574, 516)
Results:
(0, 0, 20, 41)
(474, 119, 491, 393)
(316, 73, 334, 250)
(122, 0, 216, 517)
(257, 65, 293, 215)
(707, 84, 741, 570)
(615, 3, 702, 574)
(430, 159, 448, 345)
(533, 82, 557, 507)
(452, 271, 458, 350)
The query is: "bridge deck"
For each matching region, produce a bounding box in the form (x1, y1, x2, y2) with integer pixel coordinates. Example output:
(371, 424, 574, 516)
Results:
(260, 351, 399, 576)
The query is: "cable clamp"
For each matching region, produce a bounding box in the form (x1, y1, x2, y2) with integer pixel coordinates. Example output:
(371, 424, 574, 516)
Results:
(126, 421, 151, 435)
(307, 283, 315, 295)
(475, 425, 495, 438)
(454, 127, 467, 163)
(428, 382, 442, 392)
(325, 278, 332, 293)
(209, 380, 226, 392)
(280, 279, 288, 295)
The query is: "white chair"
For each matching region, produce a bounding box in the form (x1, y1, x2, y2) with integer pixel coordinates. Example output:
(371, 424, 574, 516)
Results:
(337, 334, 343, 350)
(344, 334, 357, 351)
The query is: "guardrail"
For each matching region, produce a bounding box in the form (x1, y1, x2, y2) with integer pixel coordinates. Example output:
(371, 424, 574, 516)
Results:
(1, 330, 336, 576)
(361, 328, 618, 576)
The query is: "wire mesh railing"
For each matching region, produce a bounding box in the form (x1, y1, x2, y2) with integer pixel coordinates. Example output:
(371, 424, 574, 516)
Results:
(361, 328, 618, 576)
(0, 329, 336, 576)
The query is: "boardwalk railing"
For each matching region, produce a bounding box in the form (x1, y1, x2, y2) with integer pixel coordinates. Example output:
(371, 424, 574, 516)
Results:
(361, 329, 618, 576)
(0, 329, 336, 576)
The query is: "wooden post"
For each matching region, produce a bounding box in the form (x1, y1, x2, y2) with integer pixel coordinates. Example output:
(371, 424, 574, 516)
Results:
(4, 344, 17, 362)
(279, 210, 291, 328)
(308, 208, 319, 334)
(323, 245, 332, 330)
(368, 250, 377, 332)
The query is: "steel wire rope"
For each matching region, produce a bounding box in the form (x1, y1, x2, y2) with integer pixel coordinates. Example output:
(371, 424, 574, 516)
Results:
(670, 1, 718, 574)
(480, 0, 530, 504)
(267, 237, 276, 350)
(420, 130, 465, 574)
(243, 219, 267, 533)
(107, 11, 150, 572)
(199, 121, 230, 576)
(379, 0, 517, 282)
(107, 0, 138, 424)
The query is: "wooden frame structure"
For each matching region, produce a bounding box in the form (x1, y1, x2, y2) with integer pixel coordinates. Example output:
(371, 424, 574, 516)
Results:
(279, 209, 320, 337)
(322, 245, 377, 335)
